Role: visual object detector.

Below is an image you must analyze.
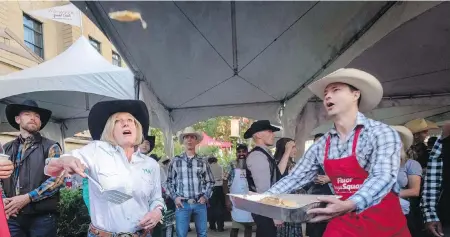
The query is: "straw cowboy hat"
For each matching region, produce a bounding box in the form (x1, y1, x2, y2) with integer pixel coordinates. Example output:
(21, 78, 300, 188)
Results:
(178, 127, 203, 144)
(308, 68, 383, 112)
(88, 100, 149, 140)
(392, 126, 414, 149)
(404, 118, 439, 134)
(5, 99, 52, 130)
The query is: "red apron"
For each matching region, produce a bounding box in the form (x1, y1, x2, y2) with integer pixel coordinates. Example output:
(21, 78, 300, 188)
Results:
(0, 192, 11, 237)
(322, 127, 410, 237)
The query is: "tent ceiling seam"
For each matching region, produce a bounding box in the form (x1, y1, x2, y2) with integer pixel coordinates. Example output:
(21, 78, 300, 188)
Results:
(283, 1, 397, 103)
(174, 75, 235, 108)
(382, 67, 450, 84)
(379, 105, 450, 122)
(237, 75, 278, 100)
(230, 1, 238, 74)
(173, 1, 234, 72)
(238, 1, 319, 74)
(425, 110, 450, 120)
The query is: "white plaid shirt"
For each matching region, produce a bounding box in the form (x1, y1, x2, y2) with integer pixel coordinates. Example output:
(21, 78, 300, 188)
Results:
(166, 153, 215, 200)
(421, 136, 444, 223)
(266, 112, 402, 213)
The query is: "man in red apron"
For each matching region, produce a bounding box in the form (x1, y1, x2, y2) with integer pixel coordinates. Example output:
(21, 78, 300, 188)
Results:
(265, 68, 410, 236)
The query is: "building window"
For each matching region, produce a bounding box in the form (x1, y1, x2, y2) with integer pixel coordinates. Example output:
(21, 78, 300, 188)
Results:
(112, 51, 121, 66)
(89, 37, 101, 53)
(23, 14, 43, 58)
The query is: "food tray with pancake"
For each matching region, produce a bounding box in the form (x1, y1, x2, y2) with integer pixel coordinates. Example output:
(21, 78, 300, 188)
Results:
(228, 194, 340, 223)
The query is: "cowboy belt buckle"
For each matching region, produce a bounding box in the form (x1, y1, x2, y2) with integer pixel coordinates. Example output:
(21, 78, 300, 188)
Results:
(116, 233, 133, 237)
(187, 199, 196, 204)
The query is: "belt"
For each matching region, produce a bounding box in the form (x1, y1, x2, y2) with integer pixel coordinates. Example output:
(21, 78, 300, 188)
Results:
(89, 224, 151, 237)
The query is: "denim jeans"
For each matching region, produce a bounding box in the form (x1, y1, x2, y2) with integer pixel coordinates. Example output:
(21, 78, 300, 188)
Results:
(8, 213, 57, 237)
(175, 202, 207, 237)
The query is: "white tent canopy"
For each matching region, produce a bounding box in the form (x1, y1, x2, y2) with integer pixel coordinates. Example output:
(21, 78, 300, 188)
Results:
(73, 1, 449, 155)
(0, 36, 135, 144)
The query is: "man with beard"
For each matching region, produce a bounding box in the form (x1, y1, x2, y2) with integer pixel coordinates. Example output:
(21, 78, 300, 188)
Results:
(2, 100, 63, 237)
(244, 120, 282, 237)
(265, 69, 409, 237)
(223, 144, 254, 237)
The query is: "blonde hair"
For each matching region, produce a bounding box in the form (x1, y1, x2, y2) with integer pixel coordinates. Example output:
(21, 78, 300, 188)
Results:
(100, 112, 143, 146)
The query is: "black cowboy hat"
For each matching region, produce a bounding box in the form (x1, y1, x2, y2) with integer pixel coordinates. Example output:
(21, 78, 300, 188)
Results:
(5, 100, 52, 130)
(243, 120, 280, 139)
(145, 135, 156, 152)
(88, 100, 149, 140)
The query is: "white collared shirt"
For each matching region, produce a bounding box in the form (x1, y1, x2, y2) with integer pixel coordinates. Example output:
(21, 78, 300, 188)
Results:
(65, 141, 164, 233)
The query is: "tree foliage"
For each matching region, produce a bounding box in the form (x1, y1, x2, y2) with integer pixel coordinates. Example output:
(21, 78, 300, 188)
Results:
(57, 189, 90, 237)
(149, 116, 253, 158)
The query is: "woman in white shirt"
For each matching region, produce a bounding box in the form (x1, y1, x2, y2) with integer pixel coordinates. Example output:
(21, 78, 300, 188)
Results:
(45, 100, 165, 237)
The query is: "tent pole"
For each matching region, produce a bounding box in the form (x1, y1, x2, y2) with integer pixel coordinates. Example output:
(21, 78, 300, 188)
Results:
(59, 122, 66, 152)
(134, 76, 140, 100)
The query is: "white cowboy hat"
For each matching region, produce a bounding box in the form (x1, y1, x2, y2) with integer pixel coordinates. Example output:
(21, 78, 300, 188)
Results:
(404, 118, 439, 134)
(392, 126, 414, 149)
(178, 127, 203, 144)
(308, 68, 383, 112)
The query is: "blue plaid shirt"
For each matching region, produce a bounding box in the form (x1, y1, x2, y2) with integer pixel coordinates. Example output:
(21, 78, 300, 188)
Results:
(166, 153, 215, 200)
(266, 112, 402, 213)
(421, 135, 444, 223)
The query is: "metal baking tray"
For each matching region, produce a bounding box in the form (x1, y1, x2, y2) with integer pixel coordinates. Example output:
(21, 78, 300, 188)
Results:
(229, 194, 339, 223)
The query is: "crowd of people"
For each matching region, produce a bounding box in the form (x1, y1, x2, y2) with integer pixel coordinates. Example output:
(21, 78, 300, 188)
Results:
(0, 68, 449, 237)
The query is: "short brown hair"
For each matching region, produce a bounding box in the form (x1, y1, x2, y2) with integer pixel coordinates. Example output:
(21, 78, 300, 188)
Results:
(100, 112, 143, 146)
(348, 84, 362, 106)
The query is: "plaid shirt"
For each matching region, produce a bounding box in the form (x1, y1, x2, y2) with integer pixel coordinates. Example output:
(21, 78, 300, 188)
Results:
(266, 112, 402, 213)
(421, 136, 444, 223)
(166, 153, 215, 200)
(1, 136, 63, 201)
(222, 163, 236, 189)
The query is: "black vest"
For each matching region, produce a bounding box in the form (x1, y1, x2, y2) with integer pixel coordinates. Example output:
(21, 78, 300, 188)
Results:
(2, 133, 60, 215)
(246, 146, 281, 192)
(438, 137, 450, 225)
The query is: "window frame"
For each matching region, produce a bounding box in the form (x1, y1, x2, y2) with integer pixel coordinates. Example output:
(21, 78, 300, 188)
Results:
(112, 51, 122, 67)
(23, 13, 44, 58)
(88, 36, 102, 54)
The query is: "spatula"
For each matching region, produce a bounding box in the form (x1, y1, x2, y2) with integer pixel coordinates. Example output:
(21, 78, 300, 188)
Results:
(85, 172, 132, 204)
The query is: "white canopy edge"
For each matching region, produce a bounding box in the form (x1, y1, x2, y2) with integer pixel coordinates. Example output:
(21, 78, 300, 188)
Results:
(0, 37, 135, 145)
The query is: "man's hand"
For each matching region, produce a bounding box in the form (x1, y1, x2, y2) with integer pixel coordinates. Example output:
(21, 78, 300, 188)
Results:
(307, 197, 356, 223)
(425, 221, 444, 237)
(225, 198, 233, 212)
(175, 197, 185, 209)
(0, 159, 13, 179)
(2, 198, 17, 219)
(4, 194, 31, 217)
(314, 175, 331, 185)
(198, 196, 207, 204)
(273, 219, 284, 228)
(139, 208, 163, 230)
